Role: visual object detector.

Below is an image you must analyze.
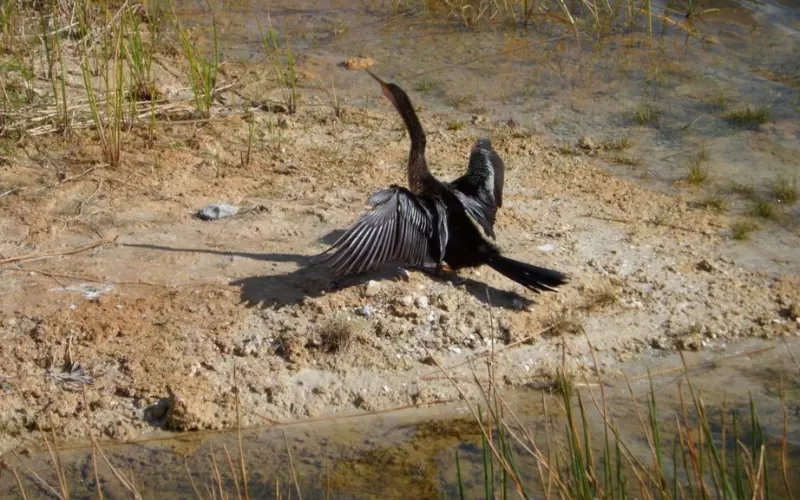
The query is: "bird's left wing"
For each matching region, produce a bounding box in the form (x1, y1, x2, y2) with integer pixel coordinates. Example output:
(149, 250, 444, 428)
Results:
(322, 186, 442, 276)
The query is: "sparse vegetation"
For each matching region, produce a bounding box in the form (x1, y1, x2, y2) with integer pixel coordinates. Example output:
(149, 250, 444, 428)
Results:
(608, 152, 643, 166)
(259, 19, 298, 114)
(415, 80, 435, 93)
(582, 281, 619, 311)
(447, 120, 465, 131)
(724, 105, 770, 129)
(707, 87, 729, 111)
(685, 159, 707, 185)
(319, 312, 366, 353)
(546, 306, 583, 336)
(728, 181, 758, 199)
(558, 143, 580, 156)
(600, 136, 633, 151)
(632, 103, 660, 125)
(700, 188, 728, 212)
(749, 199, 775, 219)
(731, 220, 758, 240)
(772, 176, 798, 204)
(682, 144, 710, 185)
(171, 0, 219, 119)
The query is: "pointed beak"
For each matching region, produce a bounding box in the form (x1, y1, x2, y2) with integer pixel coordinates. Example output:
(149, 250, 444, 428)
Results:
(365, 69, 396, 108)
(365, 69, 386, 86)
(366, 69, 391, 93)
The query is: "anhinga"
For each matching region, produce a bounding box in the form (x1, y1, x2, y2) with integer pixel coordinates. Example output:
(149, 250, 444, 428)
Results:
(321, 72, 568, 293)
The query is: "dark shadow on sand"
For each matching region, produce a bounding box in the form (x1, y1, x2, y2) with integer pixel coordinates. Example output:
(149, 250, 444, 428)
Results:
(125, 235, 535, 310)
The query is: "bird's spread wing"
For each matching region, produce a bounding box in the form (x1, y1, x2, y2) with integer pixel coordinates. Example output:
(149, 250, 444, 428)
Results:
(451, 188, 495, 239)
(323, 186, 440, 276)
(449, 139, 506, 239)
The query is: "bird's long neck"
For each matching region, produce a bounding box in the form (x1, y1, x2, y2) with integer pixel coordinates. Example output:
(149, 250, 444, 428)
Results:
(397, 102, 435, 194)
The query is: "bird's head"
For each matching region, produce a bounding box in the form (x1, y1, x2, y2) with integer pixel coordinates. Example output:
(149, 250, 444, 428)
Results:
(366, 70, 413, 114)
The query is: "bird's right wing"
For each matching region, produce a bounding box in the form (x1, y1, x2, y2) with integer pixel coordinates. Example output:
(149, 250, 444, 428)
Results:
(322, 186, 441, 276)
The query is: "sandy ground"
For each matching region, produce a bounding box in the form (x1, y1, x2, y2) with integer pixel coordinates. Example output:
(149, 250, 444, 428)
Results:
(1, 55, 799, 454)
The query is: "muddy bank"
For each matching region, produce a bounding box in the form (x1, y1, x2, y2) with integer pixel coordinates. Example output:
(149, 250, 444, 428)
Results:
(1, 84, 799, 453)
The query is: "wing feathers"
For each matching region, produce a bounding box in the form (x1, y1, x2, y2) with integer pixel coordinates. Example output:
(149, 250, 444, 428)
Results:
(324, 186, 441, 276)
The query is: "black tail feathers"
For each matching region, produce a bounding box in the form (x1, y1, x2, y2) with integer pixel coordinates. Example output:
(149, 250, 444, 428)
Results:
(484, 254, 568, 293)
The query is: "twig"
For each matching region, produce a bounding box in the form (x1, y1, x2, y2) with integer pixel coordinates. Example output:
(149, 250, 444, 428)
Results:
(0, 188, 19, 199)
(283, 431, 303, 500)
(784, 337, 800, 374)
(0, 233, 118, 265)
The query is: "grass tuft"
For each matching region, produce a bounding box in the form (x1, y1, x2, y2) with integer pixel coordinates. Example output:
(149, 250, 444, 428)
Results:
(700, 189, 728, 213)
(608, 152, 643, 167)
(259, 18, 298, 115)
(749, 199, 775, 219)
(731, 220, 758, 240)
(319, 312, 365, 353)
(723, 106, 769, 129)
(684, 144, 710, 185)
(170, 0, 218, 119)
(447, 120, 465, 131)
(600, 136, 633, 151)
(771, 176, 798, 204)
(632, 103, 660, 125)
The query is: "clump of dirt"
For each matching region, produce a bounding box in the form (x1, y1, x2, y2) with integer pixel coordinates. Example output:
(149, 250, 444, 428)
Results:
(1, 53, 798, 455)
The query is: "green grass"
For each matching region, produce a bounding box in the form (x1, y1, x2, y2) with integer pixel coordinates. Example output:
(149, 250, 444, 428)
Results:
(447, 120, 465, 131)
(443, 342, 795, 499)
(771, 176, 798, 204)
(608, 152, 643, 166)
(75, 0, 124, 166)
(415, 80, 435, 93)
(684, 145, 710, 185)
(724, 106, 770, 129)
(600, 137, 633, 151)
(685, 159, 708, 185)
(632, 103, 660, 126)
(558, 143, 580, 156)
(731, 220, 758, 240)
(170, 0, 219, 119)
(749, 199, 775, 219)
(700, 189, 728, 213)
(728, 181, 758, 199)
(259, 20, 298, 115)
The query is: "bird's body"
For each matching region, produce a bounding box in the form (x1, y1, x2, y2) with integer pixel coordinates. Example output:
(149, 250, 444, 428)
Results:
(322, 72, 568, 293)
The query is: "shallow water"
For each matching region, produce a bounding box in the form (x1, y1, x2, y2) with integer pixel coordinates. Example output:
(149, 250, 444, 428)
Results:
(4, 338, 800, 498)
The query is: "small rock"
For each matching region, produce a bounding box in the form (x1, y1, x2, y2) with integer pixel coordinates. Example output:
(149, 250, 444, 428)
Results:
(398, 295, 414, 307)
(196, 204, 239, 221)
(696, 259, 715, 272)
(342, 56, 375, 70)
(437, 294, 458, 312)
(234, 334, 262, 357)
(537, 243, 555, 252)
(356, 305, 374, 318)
(472, 114, 487, 124)
(415, 296, 429, 309)
(363, 280, 381, 297)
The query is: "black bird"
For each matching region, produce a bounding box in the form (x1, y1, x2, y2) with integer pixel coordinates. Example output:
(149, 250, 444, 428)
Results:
(365, 70, 504, 239)
(321, 72, 568, 293)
